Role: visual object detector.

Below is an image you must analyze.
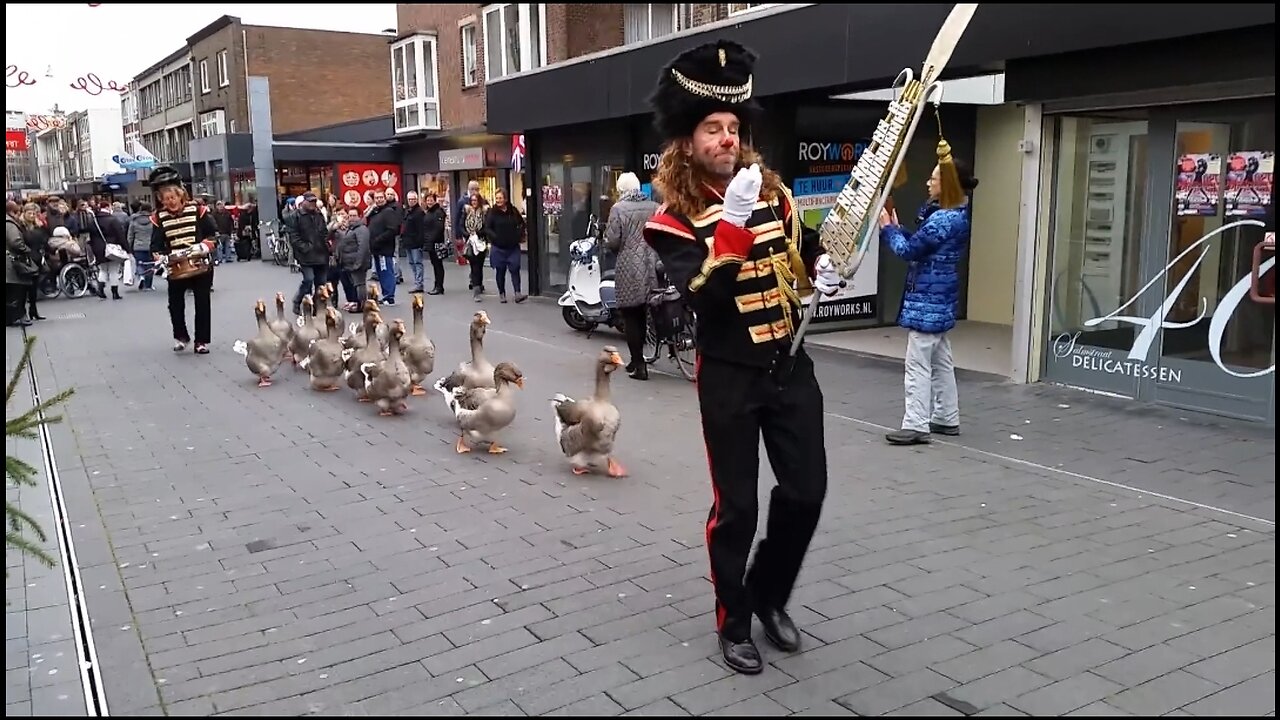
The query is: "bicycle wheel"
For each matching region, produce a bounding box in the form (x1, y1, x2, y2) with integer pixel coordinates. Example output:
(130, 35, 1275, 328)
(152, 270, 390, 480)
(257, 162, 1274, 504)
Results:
(641, 313, 661, 365)
(671, 309, 698, 382)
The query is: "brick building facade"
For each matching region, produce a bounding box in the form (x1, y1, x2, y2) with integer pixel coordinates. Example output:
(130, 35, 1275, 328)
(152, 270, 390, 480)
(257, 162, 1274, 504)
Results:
(187, 16, 392, 136)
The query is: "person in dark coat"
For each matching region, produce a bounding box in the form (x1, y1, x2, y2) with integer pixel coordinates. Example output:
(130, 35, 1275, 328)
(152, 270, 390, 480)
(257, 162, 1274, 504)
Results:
(482, 189, 527, 303)
(400, 192, 428, 293)
(421, 191, 449, 295)
(366, 190, 404, 305)
(283, 191, 331, 315)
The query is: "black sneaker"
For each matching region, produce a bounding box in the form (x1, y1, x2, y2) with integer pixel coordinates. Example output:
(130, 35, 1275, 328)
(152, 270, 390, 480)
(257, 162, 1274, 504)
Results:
(885, 429, 931, 445)
(929, 423, 960, 436)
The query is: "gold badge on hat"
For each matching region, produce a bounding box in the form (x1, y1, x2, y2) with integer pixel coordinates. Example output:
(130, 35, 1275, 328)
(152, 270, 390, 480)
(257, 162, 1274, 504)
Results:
(718, 48, 727, 67)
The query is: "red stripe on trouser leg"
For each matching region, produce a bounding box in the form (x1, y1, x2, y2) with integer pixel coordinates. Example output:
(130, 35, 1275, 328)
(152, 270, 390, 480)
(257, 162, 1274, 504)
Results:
(696, 351, 727, 627)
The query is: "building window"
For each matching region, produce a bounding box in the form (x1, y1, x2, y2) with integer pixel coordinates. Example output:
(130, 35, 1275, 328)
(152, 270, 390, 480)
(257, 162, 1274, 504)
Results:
(390, 34, 442, 134)
(199, 59, 210, 94)
(461, 24, 478, 87)
(624, 4, 678, 44)
(199, 110, 226, 138)
(217, 50, 229, 87)
(482, 3, 548, 81)
(727, 3, 771, 15)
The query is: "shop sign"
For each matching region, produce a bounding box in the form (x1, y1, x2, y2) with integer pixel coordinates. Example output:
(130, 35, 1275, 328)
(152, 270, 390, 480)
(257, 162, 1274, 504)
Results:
(642, 152, 662, 171)
(6, 130, 27, 152)
(439, 147, 485, 170)
(1052, 218, 1274, 383)
(797, 140, 868, 175)
(794, 172, 877, 322)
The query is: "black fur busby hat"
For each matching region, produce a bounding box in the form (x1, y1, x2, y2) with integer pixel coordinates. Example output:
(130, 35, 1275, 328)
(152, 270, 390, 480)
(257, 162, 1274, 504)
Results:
(649, 40, 762, 142)
(147, 165, 183, 190)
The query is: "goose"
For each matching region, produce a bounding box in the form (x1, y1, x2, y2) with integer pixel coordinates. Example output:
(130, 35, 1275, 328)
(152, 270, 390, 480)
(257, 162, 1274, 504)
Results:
(363, 319, 413, 416)
(551, 346, 627, 477)
(341, 299, 380, 352)
(268, 292, 295, 353)
(239, 299, 286, 388)
(306, 307, 346, 391)
(439, 362, 525, 454)
(401, 293, 436, 396)
(288, 294, 321, 366)
(433, 311, 494, 395)
(345, 311, 386, 402)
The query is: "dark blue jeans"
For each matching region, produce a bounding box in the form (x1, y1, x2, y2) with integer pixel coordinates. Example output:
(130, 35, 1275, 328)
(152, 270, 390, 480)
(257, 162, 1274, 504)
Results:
(293, 264, 327, 313)
(489, 245, 522, 296)
(133, 249, 155, 289)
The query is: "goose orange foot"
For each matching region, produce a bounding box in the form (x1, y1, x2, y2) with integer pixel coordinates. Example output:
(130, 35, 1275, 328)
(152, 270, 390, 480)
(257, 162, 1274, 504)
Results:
(323, 385, 341, 392)
(571, 467, 589, 475)
(257, 377, 272, 388)
(606, 458, 628, 478)
(487, 444, 508, 454)
(358, 396, 371, 403)
(411, 385, 427, 396)
(455, 436, 471, 453)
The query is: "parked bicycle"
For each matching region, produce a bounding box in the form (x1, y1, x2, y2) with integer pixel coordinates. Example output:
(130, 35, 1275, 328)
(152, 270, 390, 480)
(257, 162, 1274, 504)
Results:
(641, 262, 697, 382)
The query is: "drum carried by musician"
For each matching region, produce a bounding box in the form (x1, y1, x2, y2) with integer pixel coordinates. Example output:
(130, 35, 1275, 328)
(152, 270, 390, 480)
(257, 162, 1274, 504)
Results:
(148, 165, 219, 354)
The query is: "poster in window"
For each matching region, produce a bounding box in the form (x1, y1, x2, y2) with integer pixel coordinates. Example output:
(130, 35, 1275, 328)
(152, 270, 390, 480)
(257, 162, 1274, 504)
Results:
(1175, 153, 1221, 217)
(1224, 150, 1274, 218)
(336, 162, 403, 213)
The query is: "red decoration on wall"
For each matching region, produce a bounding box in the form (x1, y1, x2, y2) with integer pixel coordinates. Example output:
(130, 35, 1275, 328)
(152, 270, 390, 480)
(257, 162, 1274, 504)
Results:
(6, 130, 29, 153)
(6, 65, 36, 88)
(335, 163, 403, 214)
(69, 73, 128, 96)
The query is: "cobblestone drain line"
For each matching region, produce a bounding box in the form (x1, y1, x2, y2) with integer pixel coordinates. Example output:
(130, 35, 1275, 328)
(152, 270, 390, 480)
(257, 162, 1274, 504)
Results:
(23, 330, 110, 716)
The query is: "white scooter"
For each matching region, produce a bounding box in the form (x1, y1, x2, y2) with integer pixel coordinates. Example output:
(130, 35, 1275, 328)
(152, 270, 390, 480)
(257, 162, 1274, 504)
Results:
(558, 214, 626, 335)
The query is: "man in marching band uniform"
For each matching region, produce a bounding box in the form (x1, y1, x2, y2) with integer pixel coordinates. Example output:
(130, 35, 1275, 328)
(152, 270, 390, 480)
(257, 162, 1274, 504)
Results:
(642, 40, 844, 675)
(148, 165, 219, 354)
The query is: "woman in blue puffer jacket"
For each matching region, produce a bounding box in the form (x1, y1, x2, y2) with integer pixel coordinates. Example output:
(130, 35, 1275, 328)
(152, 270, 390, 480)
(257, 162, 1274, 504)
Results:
(878, 157, 979, 446)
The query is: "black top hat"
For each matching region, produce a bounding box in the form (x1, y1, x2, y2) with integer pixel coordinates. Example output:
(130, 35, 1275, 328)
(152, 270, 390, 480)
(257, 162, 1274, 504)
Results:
(648, 40, 762, 142)
(147, 165, 182, 190)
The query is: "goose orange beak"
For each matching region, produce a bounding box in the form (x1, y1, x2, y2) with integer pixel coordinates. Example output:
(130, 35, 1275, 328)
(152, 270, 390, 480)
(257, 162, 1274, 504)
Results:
(609, 352, 624, 366)
(515, 377, 525, 389)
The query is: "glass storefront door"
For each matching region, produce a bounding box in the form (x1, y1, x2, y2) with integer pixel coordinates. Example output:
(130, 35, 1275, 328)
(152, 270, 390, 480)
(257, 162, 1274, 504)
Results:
(1043, 113, 1153, 397)
(1042, 98, 1275, 423)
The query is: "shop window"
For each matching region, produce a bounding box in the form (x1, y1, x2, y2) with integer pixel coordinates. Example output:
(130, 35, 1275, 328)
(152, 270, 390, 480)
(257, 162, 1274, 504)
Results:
(482, 3, 548, 81)
(461, 24, 478, 87)
(624, 4, 678, 44)
(391, 33, 442, 134)
(727, 3, 773, 16)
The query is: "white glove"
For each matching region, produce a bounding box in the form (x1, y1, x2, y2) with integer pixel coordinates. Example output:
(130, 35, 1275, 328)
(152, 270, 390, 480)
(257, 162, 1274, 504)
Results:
(813, 254, 844, 297)
(721, 163, 762, 227)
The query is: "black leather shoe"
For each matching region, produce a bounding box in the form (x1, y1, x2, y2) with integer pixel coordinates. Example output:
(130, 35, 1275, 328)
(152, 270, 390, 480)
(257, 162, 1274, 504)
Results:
(886, 429, 931, 445)
(756, 607, 801, 652)
(719, 635, 762, 675)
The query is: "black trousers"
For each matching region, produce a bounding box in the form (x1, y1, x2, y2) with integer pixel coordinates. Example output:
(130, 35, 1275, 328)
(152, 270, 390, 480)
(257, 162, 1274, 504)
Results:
(696, 350, 828, 642)
(168, 272, 213, 344)
(429, 252, 446, 290)
(619, 304, 648, 367)
(25, 283, 38, 317)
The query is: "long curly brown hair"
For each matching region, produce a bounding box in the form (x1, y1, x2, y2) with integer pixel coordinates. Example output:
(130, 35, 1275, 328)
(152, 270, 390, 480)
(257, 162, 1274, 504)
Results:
(652, 141, 783, 217)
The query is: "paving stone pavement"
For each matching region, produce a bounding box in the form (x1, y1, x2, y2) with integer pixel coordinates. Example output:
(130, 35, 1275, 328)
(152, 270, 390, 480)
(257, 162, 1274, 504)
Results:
(3, 260, 1274, 717)
(6, 342, 90, 717)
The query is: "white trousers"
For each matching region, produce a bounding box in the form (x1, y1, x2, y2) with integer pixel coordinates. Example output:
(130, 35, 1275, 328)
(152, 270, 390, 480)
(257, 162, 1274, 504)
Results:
(97, 258, 134, 287)
(902, 329, 960, 432)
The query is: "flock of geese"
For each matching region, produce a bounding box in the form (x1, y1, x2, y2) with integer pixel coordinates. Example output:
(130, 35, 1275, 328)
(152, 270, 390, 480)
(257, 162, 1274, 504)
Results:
(232, 284, 629, 477)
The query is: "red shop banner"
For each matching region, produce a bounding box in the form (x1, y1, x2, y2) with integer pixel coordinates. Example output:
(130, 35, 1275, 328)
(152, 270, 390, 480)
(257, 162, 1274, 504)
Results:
(6, 130, 28, 152)
(336, 163, 403, 213)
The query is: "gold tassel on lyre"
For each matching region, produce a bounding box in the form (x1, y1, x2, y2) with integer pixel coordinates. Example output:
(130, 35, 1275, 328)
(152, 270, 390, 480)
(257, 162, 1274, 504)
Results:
(935, 105, 965, 210)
